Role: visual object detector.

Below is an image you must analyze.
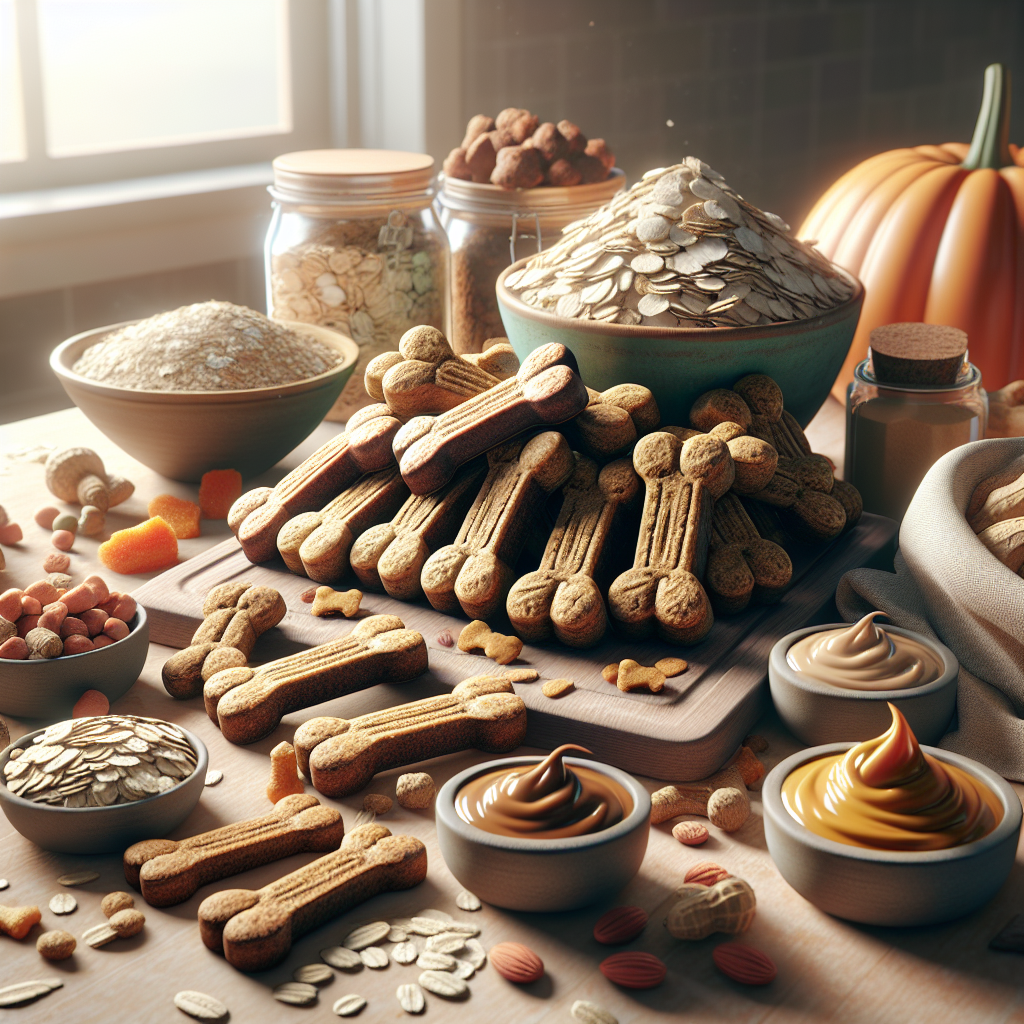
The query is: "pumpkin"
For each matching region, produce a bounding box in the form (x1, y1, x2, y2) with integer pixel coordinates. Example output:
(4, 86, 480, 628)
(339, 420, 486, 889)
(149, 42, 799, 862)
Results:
(799, 63, 1024, 400)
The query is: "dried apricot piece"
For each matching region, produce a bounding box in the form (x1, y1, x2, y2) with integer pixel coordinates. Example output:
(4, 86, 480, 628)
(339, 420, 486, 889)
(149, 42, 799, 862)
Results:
(199, 469, 243, 519)
(147, 495, 201, 539)
(98, 516, 178, 574)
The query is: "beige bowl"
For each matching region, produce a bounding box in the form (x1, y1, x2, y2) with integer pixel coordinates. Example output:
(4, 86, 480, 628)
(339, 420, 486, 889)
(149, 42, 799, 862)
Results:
(50, 319, 358, 482)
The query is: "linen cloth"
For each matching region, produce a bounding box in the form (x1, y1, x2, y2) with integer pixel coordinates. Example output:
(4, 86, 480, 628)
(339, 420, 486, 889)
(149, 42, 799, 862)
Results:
(836, 438, 1024, 782)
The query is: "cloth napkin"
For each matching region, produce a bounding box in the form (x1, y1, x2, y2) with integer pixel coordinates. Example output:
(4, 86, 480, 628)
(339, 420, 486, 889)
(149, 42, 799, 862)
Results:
(836, 438, 1024, 782)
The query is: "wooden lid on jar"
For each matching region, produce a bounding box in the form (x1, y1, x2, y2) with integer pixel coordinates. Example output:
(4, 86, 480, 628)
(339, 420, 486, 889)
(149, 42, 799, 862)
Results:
(271, 149, 435, 203)
(868, 322, 969, 386)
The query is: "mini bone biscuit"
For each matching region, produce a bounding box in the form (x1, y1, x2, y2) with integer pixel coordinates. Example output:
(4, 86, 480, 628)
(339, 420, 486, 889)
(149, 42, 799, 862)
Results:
(230, 405, 402, 563)
(367, 326, 503, 419)
(293, 676, 527, 797)
(349, 459, 488, 600)
(311, 587, 363, 618)
(507, 454, 640, 647)
(162, 582, 287, 699)
(198, 823, 427, 973)
(608, 431, 733, 645)
(276, 467, 409, 584)
(706, 492, 792, 613)
(746, 465, 847, 541)
(123, 794, 345, 907)
(205, 615, 428, 744)
(392, 342, 590, 495)
(420, 431, 575, 620)
(456, 620, 523, 664)
(568, 384, 661, 462)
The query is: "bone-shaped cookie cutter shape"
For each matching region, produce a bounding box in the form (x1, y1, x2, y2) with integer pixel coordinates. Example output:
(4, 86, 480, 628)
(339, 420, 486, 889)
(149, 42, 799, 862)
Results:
(607, 431, 734, 645)
(293, 675, 527, 797)
(568, 384, 661, 462)
(276, 467, 408, 583)
(392, 342, 589, 495)
(228, 404, 402, 563)
(349, 458, 488, 600)
(161, 582, 288, 700)
(364, 325, 503, 419)
(506, 454, 640, 647)
(197, 823, 427, 973)
(420, 431, 575, 620)
(123, 793, 344, 907)
(205, 614, 428, 745)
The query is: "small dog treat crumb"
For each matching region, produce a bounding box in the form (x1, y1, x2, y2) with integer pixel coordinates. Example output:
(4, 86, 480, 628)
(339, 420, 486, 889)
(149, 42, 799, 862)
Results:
(363, 793, 393, 814)
(501, 667, 538, 683)
(436, 629, 454, 647)
(267, 741, 304, 804)
(616, 660, 666, 693)
(300, 587, 318, 604)
(42, 552, 70, 573)
(396, 772, 435, 809)
(0, 904, 41, 939)
(36, 929, 76, 961)
(457, 620, 523, 664)
(655, 657, 688, 677)
(541, 678, 574, 698)
(311, 586, 362, 618)
(602, 663, 618, 683)
(672, 821, 710, 846)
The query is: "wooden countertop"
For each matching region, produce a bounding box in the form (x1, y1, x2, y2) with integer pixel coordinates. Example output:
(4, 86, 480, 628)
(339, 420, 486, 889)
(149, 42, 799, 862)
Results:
(0, 401, 1021, 1024)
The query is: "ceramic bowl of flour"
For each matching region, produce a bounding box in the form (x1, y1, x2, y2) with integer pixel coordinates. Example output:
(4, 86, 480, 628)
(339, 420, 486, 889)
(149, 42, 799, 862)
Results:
(51, 319, 358, 482)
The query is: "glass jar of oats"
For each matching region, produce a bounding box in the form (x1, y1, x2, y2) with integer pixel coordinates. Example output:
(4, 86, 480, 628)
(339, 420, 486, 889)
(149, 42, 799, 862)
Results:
(266, 150, 450, 420)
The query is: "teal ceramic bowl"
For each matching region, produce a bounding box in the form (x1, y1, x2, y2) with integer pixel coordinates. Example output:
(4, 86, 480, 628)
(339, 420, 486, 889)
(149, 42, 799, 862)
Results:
(496, 260, 863, 427)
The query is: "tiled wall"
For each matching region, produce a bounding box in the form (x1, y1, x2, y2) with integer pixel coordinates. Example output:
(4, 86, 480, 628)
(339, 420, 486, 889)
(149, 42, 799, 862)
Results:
(459, 0, 1024, 226)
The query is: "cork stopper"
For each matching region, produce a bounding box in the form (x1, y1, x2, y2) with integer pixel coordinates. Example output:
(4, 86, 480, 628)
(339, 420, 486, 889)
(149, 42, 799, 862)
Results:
(868, 323, 968, 386)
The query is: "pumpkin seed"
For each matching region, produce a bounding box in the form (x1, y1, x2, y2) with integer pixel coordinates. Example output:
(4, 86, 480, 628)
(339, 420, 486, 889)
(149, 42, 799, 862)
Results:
(273, 982, 318, 1006)
(455, 890, 481, 911)
(332, 994, 367, 1017)
(173, 990, 229, 1021)
(418, 970, 468, 998)
(321, 946, 363, 970)
(396, 983, 425, 1014)
(343, 921, 390, 950)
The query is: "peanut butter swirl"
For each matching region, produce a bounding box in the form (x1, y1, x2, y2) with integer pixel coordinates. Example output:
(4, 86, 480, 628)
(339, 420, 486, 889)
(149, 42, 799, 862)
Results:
(782, 704, 1001, 851)
(455, 744, 632, 839)
(786, 611, 944, 690)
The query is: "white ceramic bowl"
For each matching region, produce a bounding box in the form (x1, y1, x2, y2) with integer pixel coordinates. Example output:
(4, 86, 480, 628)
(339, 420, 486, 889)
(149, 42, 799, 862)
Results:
(763, 742, 1022, 926)
(0, 721, 207, 854)
(435, 755, 651, 912)
(768, 623, 958, 746)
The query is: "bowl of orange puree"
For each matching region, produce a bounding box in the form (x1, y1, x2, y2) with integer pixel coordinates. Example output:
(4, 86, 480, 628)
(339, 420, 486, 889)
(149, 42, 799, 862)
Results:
(763, 704, 1021, 926)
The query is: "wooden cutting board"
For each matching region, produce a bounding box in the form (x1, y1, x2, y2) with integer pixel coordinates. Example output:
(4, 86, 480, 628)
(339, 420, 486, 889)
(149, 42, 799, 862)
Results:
(134, 513, 896, 782)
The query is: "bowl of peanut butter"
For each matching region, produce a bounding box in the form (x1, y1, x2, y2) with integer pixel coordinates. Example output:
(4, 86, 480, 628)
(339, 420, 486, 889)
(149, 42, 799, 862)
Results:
(763, 704, 1022, 926)
(435, 744, 650, 912)
(769, 611, 958, 746)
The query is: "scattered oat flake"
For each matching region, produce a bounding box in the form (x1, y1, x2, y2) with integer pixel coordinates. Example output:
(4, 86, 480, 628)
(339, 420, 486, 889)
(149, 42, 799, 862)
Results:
(344, 921, 390, 950)
(294, 963, 334, 985)
(204, 769, 223, 786)
(417, 908, 453, 922)
(397, 982, 425, 1013)
(455, 890, 481, 911)
(83, 922, 117, 947)
(542, 677, 574, 698)
(333, 993, 368, 1016)
(387, 926, 407, 942)
(274, 981, 318, 1005)
(58, 870, 99, 886)
(360, 946, 389, 968)
(0, 980, 63, 1008)
(392, 941, 418, 964)
(321, 946, 363, 970)
(173, 990, 229, 1021)
(418, 970, 468, 998)
(48, 893, 76, 915)
(0, 879, 8, 890)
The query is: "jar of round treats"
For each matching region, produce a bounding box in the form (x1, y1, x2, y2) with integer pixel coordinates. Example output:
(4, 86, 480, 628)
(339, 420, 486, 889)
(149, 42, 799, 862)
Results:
(266, 150, 450, 420)
(436, 169, 624, 354)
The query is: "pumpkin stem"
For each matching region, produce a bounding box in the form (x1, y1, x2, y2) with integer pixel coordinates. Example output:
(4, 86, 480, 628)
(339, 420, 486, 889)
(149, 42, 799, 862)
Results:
(963, 63, 1013, 170)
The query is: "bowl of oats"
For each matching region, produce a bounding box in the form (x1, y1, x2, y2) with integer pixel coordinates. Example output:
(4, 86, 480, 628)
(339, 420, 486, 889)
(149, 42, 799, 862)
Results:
(50, 301, 359, 482)
(496, 157, 863, 427)
(0, 715, 207, 853)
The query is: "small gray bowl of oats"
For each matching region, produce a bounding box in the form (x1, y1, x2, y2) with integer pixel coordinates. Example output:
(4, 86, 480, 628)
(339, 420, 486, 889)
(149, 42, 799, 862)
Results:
(0, 715, 207, 853)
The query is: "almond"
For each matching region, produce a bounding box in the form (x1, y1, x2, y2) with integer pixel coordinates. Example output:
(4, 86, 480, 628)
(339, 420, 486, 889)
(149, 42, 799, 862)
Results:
(598, 951, 666, 989)
(672, 821, 709, 846)
(489, 941, 544, 983)
(593, 905, 648, 945)
(684, 860, 730, 886)
(712, 942, 776, 985)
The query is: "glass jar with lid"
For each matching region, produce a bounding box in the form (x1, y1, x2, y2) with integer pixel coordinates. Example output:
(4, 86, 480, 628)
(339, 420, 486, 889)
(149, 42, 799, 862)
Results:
(436, 170, 624, 354)
(265, 149, 450, 420)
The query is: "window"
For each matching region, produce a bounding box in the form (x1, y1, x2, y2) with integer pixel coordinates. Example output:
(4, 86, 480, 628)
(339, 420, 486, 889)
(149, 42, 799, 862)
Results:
(0, 0, 331, 193)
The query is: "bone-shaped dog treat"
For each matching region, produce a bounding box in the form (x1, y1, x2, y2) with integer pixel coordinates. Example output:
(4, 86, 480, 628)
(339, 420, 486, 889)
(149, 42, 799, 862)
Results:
(293, 676, 527, 797)
(506, 454, 640, 647)
(568, 384, 661, 462)
(746, 463, 847, 541)
(662, 422, 778, 496)
(349, 459, 487, 600)
(705, 492, 792, 613)
(228, 405, 402, 563)
(420, 431, 575, 619)
(392, 342, 589, 495)
(205, 614, 428, 744)
(123, 794, 345, 907)
(364, 326, 503, 419)
(198, 823, 427, 972)
(607, 431, 734, 644)
(162, 582, 288, 700)
(276, 467, 409, 583)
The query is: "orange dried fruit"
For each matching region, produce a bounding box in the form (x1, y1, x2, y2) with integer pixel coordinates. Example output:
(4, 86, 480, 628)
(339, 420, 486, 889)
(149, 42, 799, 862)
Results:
(147, 495, 201, 539)
(199, 469, 243, 520)
(98, 516, 178, 574)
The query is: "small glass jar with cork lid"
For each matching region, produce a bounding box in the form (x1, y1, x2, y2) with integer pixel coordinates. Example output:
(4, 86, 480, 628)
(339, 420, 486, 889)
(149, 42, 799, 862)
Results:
(845, 323, 988, 521)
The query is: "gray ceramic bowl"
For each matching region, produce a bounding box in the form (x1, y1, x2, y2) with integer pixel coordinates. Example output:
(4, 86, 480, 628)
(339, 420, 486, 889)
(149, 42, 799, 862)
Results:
(496, 261, 863, 426)
(763, 743, 1022, 926)
(0, 606, 149, 720)
(769, 623, 958, 746)
(435, 755, 650, 912)
(0, 721, 207, 853)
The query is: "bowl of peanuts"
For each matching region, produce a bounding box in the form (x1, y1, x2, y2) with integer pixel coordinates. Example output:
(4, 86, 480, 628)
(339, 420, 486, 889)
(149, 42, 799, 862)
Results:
(0, 575, 149, 719)
(50, 304, 360, 482)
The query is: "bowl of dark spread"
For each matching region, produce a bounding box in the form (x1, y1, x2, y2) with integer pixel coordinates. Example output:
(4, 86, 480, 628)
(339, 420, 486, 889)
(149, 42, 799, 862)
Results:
(769, 611, 958, 745)
(435, 744, 651, 911)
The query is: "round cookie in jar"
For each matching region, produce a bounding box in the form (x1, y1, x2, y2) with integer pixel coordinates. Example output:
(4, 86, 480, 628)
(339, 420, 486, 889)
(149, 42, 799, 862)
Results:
(266, 150, 450, 421)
